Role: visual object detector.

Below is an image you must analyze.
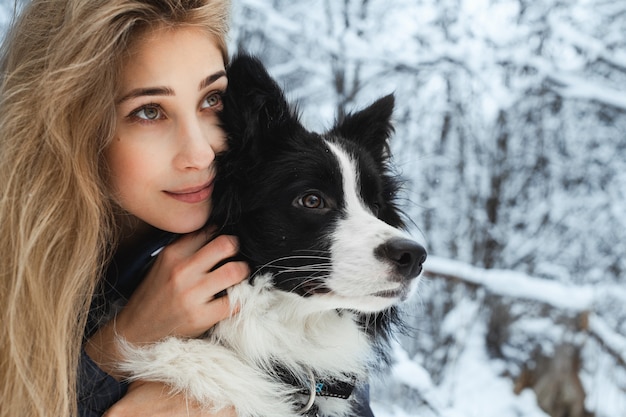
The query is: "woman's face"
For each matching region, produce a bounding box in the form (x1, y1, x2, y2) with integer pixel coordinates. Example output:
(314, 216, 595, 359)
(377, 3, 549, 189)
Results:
(107, 25, 227, 234)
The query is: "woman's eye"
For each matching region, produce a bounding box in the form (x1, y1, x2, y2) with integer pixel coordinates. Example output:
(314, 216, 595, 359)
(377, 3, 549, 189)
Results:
(131, 105, 162, 121)
(299, 193, 325, 209)
(202, 92, 223, 110)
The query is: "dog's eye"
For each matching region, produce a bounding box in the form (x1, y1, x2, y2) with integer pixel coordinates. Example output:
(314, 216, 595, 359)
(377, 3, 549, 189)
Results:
(293, 191, 334, 213)
(299, 193, 325, 209)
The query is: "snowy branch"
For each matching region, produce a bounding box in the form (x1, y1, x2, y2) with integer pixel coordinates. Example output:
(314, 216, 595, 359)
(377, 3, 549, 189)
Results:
(423, 256, 626, 372)
(423, 256, 595, 311)
(588, 314, 626, 367)
(550, 16, 626, 72)
(546, 72, 626, 112)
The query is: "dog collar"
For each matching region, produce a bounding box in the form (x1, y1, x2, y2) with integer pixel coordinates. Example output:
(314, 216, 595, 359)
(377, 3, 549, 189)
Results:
(279, 369, 356, 415)
(300, 375, 356, 400)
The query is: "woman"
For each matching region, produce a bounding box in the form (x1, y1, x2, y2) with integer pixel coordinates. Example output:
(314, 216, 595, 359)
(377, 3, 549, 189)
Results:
(0, 1, 246, 416)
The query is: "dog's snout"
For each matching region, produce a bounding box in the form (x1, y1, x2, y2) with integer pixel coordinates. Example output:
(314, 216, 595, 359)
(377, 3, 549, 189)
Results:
(377, 238, 427, 279)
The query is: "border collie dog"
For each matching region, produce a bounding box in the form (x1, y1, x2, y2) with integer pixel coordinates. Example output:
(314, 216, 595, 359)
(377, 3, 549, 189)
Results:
(119, 54, 426, 417)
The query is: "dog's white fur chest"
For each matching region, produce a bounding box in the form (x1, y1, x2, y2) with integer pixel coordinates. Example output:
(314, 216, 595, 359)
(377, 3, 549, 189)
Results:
(119, 274, 374, 417)
(224, 275, 372, 373)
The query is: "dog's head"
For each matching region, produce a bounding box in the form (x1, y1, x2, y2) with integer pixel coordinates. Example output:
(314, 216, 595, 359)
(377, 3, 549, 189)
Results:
(212, 54, 426, 313)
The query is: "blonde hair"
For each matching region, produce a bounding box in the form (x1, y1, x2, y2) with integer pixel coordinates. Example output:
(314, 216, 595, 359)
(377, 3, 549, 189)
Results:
(0, 1, 230, 416)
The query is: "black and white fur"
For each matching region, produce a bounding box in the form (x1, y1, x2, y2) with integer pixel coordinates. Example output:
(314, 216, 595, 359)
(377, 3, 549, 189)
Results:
(119, 54, 427, 417)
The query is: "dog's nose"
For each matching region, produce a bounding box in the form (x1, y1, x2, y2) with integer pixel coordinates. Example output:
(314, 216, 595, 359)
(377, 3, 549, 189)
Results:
(377, 238, 427, 280)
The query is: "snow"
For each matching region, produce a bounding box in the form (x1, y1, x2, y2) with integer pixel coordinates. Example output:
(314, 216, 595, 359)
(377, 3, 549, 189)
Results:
(388, 343, 434, 393)
(425, 256, 595, 311)
(547, 71, 626, 111)
(372, 317, 550, 417)
(370, 256, 626, 417)
(588, 314, 626, 366)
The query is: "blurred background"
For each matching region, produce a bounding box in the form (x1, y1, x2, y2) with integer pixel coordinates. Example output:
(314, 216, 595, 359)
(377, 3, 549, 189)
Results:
(2, 1, 624, 416)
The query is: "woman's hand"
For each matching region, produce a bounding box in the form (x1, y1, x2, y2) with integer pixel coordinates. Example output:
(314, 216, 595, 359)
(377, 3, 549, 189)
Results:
(103, 381, 237, 417)
(116, 232, 248, 342)
(85, 232, 249, 379)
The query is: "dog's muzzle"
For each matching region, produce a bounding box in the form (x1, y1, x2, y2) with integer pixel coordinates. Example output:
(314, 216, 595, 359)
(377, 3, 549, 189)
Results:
(375, 238, 427, 280)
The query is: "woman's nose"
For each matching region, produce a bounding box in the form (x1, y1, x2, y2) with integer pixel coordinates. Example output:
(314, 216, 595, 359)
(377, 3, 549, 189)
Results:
(172, 116, 221, 171)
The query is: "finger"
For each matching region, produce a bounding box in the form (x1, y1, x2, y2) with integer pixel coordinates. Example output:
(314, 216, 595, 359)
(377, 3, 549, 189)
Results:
(157, 230, 224, 272)
(191, 234, 241, 272)
(195, 260, 249, 302)
(183, 290, 241, 335)
(163, 230, 212, 260)
(204, 294, 241, 326)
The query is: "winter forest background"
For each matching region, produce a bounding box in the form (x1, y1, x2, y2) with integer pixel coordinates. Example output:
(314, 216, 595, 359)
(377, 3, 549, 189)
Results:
(2, 1, 625, 416)
(234, 2, 626, 415)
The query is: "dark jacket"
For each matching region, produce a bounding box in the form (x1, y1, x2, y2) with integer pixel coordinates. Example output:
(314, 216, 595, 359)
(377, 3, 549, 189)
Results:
(78, 229, 374, 417)
(79, 228, 176, 417)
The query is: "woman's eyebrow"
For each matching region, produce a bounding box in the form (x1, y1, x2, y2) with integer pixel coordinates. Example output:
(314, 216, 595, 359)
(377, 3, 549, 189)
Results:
(116, 70, 227, 104)
(199, 70, 227, 90)
(116, 86, 174, 104)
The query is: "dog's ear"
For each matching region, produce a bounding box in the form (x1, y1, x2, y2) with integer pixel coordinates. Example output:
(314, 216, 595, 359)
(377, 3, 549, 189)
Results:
(330, 94, 395, 158)
(222, 53, 295, 141)
(212, 54, 298, 230)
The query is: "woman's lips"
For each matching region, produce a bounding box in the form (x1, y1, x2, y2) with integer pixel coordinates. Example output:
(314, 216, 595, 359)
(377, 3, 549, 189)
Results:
(164, 181, 214, 204)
